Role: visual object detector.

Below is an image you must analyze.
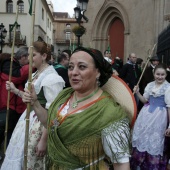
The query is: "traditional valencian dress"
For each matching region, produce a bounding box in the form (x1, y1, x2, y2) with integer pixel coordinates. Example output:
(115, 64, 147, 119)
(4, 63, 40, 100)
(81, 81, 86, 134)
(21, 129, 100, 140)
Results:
(131, 80, 170, 170)
(1, 66, 65, 170)
(47, 87, 131, 170)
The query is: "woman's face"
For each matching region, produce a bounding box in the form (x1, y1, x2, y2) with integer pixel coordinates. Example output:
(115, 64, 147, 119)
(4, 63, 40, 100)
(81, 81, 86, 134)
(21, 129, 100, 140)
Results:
(68, 51, 100, 92)
(154, 68, 167, 84)
(29, 50, 46, 69)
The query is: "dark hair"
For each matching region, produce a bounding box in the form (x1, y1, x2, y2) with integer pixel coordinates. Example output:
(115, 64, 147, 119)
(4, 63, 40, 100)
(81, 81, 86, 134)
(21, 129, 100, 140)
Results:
(104, 50, 111, 55)
(0, 53, 11, 62)
(150, 55, 159, 62)
(72, 47, 113, 86)
(57, 53, 67, 63)
(62, 49, 71, 57)
(136, 58, 143, 65)
(33, 41, 51, 62)
(15, 46, 28, 60)
(153, 63, 167, 74)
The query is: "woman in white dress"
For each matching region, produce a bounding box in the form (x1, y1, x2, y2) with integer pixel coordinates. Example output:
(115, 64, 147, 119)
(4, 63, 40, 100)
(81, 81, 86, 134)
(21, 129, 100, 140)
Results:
(1, 41, 65, 170)
(131, 64, 170, 170)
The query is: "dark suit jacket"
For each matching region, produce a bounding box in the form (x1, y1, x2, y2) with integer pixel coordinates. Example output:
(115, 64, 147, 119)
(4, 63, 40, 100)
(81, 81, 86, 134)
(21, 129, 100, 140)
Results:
(140, 66, 154, 94)
(119, 63, 141, 91)
(166, 70, 170, 83)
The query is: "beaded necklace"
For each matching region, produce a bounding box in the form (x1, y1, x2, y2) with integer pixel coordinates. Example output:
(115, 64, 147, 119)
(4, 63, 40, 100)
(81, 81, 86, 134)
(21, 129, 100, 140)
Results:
(49, 95, 110, 127)
(72, 88, 99, 108)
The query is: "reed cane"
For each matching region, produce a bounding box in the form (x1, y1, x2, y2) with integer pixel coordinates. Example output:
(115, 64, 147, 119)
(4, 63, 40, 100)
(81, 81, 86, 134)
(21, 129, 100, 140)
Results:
(4, 5, 19, 153)
(133, 43, 157, 94)
(23, 0, 36, 169)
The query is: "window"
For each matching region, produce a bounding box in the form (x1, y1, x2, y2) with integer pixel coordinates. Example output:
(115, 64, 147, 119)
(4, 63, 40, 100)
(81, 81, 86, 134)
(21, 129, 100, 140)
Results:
(18, 0, 24, 13)
(47, 38, 51, 45)
(65, 32, 71, 40)
(42, 8, 44, 20)
(66, 24, 71, 28)
(47, 18, 49, 28)
(9, 24, 21, 42)
(65, 24, 71, 40)
(6, 0, 13, 13)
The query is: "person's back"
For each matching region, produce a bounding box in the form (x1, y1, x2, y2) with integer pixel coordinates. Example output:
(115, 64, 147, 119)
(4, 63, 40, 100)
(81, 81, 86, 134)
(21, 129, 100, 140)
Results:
(112, 57, 123, 73)
(54, 53, 70, 88)
(103, 50, 112, 64)
(0, 47, 29, 146)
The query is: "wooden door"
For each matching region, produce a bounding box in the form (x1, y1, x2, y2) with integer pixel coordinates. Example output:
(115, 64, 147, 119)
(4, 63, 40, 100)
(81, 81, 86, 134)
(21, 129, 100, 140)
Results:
(109, 18, 124, 60)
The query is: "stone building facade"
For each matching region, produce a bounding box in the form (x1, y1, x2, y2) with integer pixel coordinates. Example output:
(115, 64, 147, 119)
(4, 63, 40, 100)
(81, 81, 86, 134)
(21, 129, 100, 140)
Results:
(0, 0, 53, 53)
(53, 12, 85, 55)
(83, 0, 170, 62)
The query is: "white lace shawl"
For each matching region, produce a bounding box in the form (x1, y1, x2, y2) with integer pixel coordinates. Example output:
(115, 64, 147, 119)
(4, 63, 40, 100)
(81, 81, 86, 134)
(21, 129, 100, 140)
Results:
(143, 80, 170, 107)
(25, 66, 65, 109)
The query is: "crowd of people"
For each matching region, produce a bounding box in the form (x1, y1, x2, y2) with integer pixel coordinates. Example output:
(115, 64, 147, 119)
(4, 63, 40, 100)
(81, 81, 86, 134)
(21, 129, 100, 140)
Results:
(0, 44, 170, 170)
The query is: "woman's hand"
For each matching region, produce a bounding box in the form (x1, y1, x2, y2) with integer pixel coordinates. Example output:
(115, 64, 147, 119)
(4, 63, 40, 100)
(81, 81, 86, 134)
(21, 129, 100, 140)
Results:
(165, 128, 170, 137)
(22, 84, 37, 105)
(133, 85, 139, 94)
(35, 139, 47, 157)
(6, 81, 16, 93)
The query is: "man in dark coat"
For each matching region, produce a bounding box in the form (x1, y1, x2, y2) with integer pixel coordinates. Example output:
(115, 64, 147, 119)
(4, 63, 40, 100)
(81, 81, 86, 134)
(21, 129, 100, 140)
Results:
(119, 53, 141, 91)
(119, 53, 141, 106)
(140, 56, 160, 94)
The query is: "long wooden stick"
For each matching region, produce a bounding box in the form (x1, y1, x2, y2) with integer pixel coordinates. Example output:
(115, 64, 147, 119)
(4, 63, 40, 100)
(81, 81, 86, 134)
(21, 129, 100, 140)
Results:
(4, 5, 19, 153)
(23, 0, 36, 169)
(133, 43, 157, 94)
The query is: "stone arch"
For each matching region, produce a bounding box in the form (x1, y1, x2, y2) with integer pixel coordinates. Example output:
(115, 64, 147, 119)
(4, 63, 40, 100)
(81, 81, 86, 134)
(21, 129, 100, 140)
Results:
(91, 0, 130, 58)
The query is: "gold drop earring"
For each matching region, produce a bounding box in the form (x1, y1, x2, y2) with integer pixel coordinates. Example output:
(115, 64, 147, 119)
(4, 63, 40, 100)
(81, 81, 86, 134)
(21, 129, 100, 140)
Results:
(96, 77, 101, 87)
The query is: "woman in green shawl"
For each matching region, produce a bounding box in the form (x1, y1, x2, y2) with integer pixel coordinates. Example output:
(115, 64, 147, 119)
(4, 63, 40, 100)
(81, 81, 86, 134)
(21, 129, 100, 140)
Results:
(23, 47, 131, 170)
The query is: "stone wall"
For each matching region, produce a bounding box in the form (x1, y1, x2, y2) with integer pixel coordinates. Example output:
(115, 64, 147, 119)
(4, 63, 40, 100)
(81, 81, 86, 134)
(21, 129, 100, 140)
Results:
(83, 0, 170, 62)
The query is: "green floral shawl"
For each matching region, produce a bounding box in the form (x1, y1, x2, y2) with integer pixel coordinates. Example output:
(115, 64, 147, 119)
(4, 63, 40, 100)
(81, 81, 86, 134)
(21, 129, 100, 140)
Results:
(47, 87, 128, 169)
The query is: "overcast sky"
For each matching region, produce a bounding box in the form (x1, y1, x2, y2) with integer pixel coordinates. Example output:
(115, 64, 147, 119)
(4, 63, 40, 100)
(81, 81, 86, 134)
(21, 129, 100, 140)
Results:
(51, 0, 77, 17)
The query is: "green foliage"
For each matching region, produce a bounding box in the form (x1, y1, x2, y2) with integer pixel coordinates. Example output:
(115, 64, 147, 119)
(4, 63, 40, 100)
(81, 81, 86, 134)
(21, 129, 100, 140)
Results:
(72, 25, 86, 35)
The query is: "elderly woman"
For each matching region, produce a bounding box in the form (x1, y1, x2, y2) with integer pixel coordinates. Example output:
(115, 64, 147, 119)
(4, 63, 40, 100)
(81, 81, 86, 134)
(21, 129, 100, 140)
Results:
(1, 41, 65, 170)
(23, 47, 131, 170)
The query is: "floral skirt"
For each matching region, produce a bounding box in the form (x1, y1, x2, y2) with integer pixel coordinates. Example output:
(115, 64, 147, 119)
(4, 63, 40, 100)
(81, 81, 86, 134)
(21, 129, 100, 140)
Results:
(130, 147, 168, 170)
(1, 110, 45, 170)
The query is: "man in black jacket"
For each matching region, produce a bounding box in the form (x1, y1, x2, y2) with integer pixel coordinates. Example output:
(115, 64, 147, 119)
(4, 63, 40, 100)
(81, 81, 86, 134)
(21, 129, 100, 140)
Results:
(140, 56, 159, 94)
(119, 53, 140, 91)
(53, 53, 70, 88)
(119, 53, 141, 106)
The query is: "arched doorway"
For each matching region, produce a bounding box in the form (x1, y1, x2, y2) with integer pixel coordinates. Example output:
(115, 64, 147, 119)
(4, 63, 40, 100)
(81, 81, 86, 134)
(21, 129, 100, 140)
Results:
(109, 18, 124, 60)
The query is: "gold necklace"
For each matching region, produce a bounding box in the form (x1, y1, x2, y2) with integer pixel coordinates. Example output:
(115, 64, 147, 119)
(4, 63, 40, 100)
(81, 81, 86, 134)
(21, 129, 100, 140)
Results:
(72, 88, 99, 108)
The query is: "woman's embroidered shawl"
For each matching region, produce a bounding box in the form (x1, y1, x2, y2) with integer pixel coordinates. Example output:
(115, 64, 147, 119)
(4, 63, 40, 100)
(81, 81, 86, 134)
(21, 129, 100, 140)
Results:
(47, 87, 129, 169)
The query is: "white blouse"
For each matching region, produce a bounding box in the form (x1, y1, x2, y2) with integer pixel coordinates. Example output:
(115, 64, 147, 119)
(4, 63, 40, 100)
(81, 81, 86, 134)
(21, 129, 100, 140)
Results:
(25, 66, 65, 109)
(143, 80, 170, 108)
